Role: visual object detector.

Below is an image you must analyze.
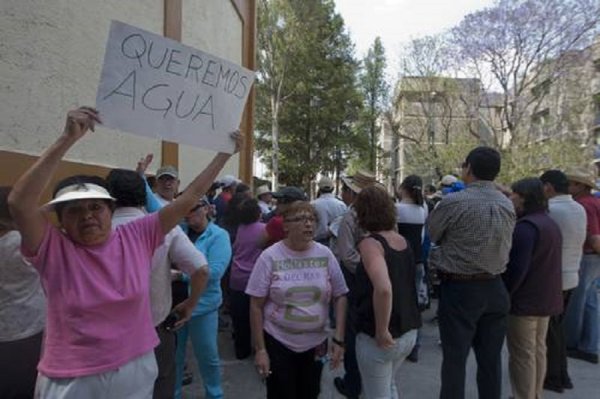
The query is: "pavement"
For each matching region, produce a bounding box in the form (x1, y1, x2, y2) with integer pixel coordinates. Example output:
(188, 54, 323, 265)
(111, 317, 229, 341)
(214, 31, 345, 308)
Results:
(181, 301, 599, 399)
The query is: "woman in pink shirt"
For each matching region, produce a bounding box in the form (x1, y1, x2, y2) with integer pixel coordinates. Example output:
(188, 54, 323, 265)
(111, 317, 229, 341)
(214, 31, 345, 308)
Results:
(7, 107, 241, 399)
(229, 198, 268, 359)
(246, 201, 348, 399)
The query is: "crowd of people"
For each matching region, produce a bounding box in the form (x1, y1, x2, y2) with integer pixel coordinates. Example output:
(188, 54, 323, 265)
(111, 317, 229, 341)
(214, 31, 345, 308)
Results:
(0, 107, 599, 399)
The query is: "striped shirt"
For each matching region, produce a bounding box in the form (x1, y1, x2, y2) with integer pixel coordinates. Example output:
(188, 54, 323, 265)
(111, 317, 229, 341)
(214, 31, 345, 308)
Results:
(427, 180, 516, 275)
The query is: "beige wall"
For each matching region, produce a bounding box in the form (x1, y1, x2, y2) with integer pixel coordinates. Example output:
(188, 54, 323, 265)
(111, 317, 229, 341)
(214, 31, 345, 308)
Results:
(0, 0, 163, 168)
(179, 0, 243, 186)
(0, 0, 249, 188)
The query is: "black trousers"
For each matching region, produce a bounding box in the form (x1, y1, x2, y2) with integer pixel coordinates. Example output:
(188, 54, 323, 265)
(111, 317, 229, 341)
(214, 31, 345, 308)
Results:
(340, 266, 362, 396)
(0, 330, 43, 399)
(545, 289, 573, 387)
(264, 332, 324, 399)
(438, 277, 509, 399)
(153, 324, 177, 399)
(230, 289, 252, 359)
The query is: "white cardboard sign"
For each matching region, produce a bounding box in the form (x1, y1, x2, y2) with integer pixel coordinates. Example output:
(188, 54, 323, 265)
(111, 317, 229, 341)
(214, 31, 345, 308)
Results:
(95, 21, 255, 153)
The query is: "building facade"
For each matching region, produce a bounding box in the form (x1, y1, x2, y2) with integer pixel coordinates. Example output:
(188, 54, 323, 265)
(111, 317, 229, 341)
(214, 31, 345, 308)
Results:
(0, 0, 256, 199)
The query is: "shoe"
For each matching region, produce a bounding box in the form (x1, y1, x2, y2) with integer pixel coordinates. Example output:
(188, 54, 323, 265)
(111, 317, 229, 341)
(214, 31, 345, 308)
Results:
(543, 380, 564, 393)
(407, 346, 419, 363)
(567, 349, 599, 364)
(334, 377, 359, 399)
(562, 377, 573, 390)
(182, 371, 193, 386)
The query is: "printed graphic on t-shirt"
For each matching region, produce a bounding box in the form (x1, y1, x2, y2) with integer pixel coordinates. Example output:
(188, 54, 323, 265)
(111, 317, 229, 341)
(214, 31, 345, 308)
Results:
(269, 256, 330, 334)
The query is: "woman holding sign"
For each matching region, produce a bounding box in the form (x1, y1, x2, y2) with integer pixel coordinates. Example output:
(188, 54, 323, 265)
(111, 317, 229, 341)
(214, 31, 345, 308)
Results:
(246, 201, 348, 399)
(7, 107, 241, 398)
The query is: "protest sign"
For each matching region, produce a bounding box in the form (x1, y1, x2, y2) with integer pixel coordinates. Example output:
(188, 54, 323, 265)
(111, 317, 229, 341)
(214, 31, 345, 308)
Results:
(96, 20, 255, 153)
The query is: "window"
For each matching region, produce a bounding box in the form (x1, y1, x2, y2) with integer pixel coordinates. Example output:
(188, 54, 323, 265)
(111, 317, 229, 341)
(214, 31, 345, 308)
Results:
(531, 79, 552, 98)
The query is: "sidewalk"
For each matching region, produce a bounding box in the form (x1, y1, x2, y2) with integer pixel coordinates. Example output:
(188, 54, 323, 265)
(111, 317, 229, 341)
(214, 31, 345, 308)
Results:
(181, 302, 599, 398)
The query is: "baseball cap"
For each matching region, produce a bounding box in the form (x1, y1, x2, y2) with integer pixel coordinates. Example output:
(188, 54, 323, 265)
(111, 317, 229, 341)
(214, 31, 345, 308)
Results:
(156, 165, 178, 179)
(440, 175, 458, 187)
(272, 186, 307, 201)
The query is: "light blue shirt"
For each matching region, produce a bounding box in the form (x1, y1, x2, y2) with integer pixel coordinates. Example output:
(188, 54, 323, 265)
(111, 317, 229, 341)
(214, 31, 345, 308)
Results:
(184, 222, 232, 316)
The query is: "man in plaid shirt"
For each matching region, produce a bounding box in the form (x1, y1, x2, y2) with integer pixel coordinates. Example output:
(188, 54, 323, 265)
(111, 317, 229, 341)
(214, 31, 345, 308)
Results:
(428, 146, 516, 399)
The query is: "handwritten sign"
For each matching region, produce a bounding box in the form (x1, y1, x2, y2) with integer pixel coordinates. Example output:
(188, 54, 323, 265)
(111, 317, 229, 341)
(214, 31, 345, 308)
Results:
(96, 21, 255, 153)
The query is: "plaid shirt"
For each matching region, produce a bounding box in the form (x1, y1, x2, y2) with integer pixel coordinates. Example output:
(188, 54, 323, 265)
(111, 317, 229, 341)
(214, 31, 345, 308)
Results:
(428, 180, 516, 275)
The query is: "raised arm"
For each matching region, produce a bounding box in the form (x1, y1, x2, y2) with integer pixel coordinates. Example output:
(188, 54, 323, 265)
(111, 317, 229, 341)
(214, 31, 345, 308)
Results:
(8, 107, 100, 252)
(158, 132, 243, 234)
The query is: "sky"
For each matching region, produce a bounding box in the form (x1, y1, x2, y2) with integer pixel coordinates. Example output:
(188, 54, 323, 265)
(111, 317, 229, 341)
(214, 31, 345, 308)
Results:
(334, 0, 496, 75)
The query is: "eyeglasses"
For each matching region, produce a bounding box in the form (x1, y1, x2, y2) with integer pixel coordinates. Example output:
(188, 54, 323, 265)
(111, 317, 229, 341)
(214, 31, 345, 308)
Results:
(284, 215, 316, 223)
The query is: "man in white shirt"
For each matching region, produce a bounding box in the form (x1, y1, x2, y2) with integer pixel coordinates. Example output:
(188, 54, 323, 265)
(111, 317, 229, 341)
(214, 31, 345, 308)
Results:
(107, 169, 209, 399)
(312, 176, 347, 246)
(540, 170, 587, 393)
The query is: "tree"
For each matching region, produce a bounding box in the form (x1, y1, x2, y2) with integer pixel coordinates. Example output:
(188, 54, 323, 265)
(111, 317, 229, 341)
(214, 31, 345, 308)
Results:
(388, 35, 480, 184)
(450, 0, 600, 147)
(255, 0, 363, 191)
(255, 0, 299, 190)
(357, 37, 389, 172)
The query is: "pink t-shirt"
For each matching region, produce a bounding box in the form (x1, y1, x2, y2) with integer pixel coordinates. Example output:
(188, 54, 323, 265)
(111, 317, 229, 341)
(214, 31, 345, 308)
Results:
(22, 213, 164, 378)
(245, 241, 348, 352)
(230, 221, 266, 291)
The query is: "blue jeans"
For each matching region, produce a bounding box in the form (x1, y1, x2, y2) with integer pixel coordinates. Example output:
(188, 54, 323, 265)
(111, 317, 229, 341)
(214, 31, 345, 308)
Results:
(438, 277, 509, 399)
(356, 330, 417, 399)
(565, 254, 600, 354)
(174, 310, 222, 399)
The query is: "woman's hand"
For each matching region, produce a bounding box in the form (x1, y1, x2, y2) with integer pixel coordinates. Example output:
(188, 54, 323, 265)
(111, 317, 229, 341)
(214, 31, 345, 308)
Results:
(171, 299, 196, 329)
(254, 349, 271, 378)
(375, 329, 395, 350)
(330, 342, 344, 370)
(136, 153, 153, 176)
(63, 107, 101, 141)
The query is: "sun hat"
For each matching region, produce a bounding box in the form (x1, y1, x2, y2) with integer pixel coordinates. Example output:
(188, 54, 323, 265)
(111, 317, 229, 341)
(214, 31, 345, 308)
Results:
(341, 170, 377, 194)
(256, 185, 271, 197)
(156, 165, 178, 179)
(318, 176, 334, 190)
(272, 186, 307, 201)
(565, 167, 599, 190)
(219, 175, 241, 188)
(45, 183, 115, 208)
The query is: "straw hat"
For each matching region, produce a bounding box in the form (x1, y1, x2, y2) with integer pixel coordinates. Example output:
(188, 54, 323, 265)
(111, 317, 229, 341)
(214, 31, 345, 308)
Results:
(565, 167, 599, 190)
(341, 170, 378, 194)
(45, 183, 115, 208)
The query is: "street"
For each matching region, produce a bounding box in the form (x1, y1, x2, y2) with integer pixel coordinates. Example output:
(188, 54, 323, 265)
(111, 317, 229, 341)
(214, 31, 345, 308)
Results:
(181, 301, 599, 398)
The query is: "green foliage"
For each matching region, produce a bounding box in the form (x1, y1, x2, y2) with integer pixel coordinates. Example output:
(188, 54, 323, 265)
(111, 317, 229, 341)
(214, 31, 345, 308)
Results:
(498, 138, 590, 184)
(357, 37, 389, 172)
(255, 0, 364, 188)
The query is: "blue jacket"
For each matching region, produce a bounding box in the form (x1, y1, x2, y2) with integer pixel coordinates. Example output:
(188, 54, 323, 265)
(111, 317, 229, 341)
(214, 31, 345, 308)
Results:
(184, 222, 232, 316)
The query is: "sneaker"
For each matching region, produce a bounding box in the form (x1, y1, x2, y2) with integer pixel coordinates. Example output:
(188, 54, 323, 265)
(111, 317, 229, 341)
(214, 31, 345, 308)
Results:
(334, 377, 359, 399)
(567, 349, 599, 364)
(562, 377, 574, 390)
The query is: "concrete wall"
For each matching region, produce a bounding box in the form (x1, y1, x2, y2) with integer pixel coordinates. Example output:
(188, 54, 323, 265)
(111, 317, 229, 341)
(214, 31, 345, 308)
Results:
(0, 0, 249, 188)
(179, 0, 243, 186)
